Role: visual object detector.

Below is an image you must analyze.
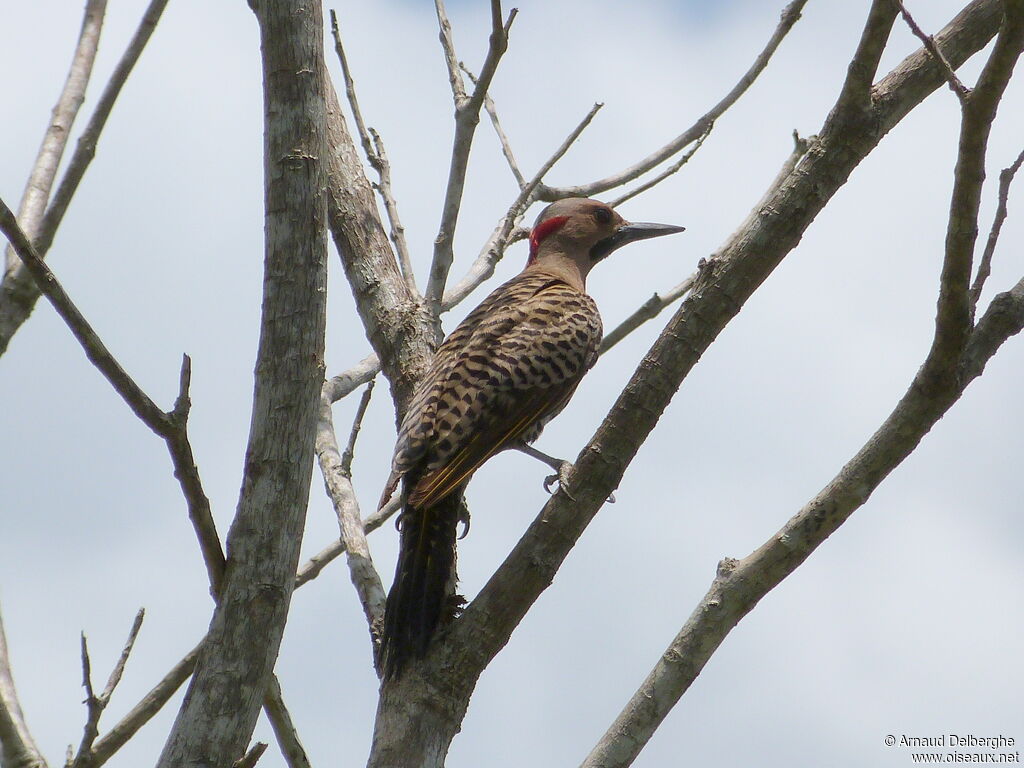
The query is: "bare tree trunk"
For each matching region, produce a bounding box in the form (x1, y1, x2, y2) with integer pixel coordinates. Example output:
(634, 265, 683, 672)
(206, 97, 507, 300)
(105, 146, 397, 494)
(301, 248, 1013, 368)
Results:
(154, 1, 327, 765)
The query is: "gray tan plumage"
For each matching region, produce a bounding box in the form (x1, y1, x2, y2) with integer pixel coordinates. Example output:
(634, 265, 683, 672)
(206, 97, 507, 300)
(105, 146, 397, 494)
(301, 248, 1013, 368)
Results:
(378, 197, 684, 678)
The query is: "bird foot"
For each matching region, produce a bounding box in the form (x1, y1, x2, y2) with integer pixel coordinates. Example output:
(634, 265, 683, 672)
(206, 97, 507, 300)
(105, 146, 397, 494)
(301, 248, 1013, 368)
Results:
(543, 461, 577, 501)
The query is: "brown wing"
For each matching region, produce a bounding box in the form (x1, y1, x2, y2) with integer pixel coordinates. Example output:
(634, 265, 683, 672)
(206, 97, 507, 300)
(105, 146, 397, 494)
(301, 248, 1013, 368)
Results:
(407, 387, 570, 508)
(400, 276, 601, 509)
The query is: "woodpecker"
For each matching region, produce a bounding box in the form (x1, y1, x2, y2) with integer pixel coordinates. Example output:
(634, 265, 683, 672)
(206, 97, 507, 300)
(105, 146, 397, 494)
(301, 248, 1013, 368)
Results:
(377, 197, 684, 678)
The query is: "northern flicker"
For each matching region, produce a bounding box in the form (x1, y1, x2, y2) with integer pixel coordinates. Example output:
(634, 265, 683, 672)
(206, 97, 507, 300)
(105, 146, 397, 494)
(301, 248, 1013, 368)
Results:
(378, 197, 684, 678)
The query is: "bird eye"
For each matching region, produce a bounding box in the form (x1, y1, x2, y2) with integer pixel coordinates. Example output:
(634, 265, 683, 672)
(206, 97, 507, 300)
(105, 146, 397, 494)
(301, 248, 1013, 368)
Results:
(593, 207, 613, 224)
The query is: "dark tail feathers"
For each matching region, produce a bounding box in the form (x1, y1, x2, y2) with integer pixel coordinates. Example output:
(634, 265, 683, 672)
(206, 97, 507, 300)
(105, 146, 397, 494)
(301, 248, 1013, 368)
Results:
(378, 489, 460, 679)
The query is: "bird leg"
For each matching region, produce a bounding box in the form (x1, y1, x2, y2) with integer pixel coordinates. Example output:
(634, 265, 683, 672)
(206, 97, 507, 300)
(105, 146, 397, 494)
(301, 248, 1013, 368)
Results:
(514, 443, 576, 501)
(514, 443, 616, 504)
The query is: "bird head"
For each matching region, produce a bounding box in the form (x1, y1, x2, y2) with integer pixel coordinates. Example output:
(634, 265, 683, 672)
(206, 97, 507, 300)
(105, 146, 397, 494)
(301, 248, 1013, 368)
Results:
(526, 198, 684, 287)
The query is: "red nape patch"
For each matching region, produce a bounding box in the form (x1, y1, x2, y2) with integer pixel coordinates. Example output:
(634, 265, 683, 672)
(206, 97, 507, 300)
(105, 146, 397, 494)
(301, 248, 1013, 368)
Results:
(528, 215, 569, 263)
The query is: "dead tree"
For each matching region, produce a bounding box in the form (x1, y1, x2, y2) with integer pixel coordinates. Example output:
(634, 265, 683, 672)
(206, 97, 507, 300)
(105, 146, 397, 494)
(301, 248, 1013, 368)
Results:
(0, 1, 1022, 767)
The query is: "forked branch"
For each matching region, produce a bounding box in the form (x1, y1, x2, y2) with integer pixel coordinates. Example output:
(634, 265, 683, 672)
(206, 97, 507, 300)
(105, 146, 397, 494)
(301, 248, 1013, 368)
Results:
(426, 0, 518, 306)
(0, 0, 170, 356)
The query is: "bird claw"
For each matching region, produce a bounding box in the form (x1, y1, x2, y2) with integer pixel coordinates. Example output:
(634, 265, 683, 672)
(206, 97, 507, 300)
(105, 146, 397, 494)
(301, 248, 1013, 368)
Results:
(543, 462, 576, 501)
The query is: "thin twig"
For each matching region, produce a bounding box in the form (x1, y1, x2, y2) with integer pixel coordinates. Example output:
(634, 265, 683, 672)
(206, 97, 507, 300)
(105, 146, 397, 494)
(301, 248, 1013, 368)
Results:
(599, 273, 699, 355)
(608, 125, 713, 208)
(341, 380, 375, 476)
(369, 128, 417, 294)
(460, 62, 526, 188)
(536, 0, 808, 201)
(71, 633, 100, 768)
(329, 10, 375, 166)
(294, 495, 402, 588)
(426, 0, 518, 306)
(441, 102, 604, 311)
(969, 147, 1024, 317)
(69, 610, 145, 768)
(893, 0, 971, 100)
(98, 609, 144, 704)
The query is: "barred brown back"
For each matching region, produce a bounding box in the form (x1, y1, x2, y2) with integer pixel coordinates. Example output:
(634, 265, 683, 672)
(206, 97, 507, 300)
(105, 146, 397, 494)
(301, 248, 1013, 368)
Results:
(377, 270, 601, 678)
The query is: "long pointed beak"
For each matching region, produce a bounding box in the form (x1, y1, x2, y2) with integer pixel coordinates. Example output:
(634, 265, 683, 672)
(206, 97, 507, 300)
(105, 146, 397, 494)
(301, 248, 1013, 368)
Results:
(590, 221, 686, 261)
(619, 221, 686, 242)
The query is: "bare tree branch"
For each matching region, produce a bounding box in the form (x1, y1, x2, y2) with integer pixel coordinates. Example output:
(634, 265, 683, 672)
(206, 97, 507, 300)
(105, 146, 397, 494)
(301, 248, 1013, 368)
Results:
(969, 148, 1024, 316)
(599, 273, 699, 355)
(89, 642, 199, 767)
(0, 199, 173, 431)
(325, 353, 380, 403)
(295, 496, 402, 588)
(329, 9, 417, 296)
(536, 0, 808, 202)
(962, 276, 1024, 380)
(581, 280, 1024, 768)
(68, 610, 144, 768)
(425, 0, 518, 306)
(0, 0, 170, 356)
(316, 383, 387, 639)
(3, 0, 105, 277)
(434, 0, 469, 106)
(97, 612, 144, 708)
(86, 482, 405, 765)
(368, 128, 417, 295)
(608, 126, 712, 209)
(0, 604, 47, 768)
(0, 204, 226, 600)
(894, 0, 971, 100)
(167, 354, 225, 594)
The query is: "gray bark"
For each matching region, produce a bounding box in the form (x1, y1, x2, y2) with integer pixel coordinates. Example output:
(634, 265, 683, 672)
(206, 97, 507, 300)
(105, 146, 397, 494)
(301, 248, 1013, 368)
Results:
(323, 72, 437, 415)
(153, 0, 328, 765)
